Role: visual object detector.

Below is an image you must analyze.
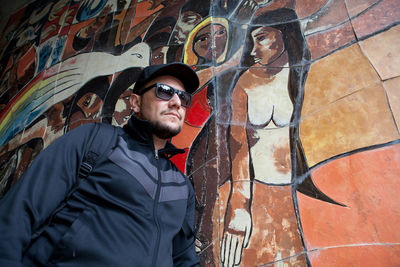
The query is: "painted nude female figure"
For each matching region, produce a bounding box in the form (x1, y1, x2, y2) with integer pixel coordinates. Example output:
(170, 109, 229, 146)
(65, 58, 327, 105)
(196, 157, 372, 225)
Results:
(184, 7, 340, 266)
(220, 8, 341, 266)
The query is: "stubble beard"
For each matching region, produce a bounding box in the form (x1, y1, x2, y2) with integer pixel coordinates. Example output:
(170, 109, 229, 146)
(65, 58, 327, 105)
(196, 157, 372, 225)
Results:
(138, 110, 182, 139)
(150, 119, 182, 139)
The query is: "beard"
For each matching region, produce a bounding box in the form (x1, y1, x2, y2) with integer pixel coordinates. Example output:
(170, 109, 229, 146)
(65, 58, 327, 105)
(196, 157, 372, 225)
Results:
(149, 119, 182, 139)
(138, 110, 182, 139)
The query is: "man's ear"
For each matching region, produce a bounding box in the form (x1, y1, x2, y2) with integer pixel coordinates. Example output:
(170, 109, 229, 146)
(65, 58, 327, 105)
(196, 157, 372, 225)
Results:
(129, 93, 141, 114)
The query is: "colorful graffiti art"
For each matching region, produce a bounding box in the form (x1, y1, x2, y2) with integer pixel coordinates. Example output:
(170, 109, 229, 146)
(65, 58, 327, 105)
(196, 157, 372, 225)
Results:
(1, 0, 400, 266)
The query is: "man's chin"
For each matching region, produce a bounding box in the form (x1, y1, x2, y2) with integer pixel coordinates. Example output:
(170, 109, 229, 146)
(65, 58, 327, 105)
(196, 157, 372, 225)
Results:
(151, 121, 182, 140)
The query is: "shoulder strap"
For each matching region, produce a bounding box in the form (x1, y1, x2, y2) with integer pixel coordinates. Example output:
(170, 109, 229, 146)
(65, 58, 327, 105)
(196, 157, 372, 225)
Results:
(31, 124, 119, 239)
(78, 123, 119, 179)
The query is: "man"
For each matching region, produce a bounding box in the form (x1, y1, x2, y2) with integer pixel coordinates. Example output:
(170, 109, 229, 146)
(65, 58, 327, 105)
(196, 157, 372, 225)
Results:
(0, 63, 200, 267)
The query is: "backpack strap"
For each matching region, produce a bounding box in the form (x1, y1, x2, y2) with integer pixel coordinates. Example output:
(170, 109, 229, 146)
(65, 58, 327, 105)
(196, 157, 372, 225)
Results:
(32, 123, 119, 240)
(78, 123, 118, 179)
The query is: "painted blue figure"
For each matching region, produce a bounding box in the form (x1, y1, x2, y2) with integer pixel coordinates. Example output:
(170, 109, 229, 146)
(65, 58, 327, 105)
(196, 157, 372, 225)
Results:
(50, 36, 67, 66)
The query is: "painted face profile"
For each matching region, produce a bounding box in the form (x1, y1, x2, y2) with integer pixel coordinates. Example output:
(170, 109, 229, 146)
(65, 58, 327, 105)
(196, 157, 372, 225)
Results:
(250, 26, 284, 65)
(77, 92, 103, 119)
(69, 92, 103, 130)
(193, 23, 227, 62)
(113, 89, 133, 126)
(151, 46, 169, 65)
(173, 11, 203, 44)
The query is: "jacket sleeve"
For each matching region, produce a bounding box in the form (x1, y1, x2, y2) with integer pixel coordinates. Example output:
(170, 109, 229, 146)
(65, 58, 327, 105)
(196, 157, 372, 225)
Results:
(172, 180, 200, 267)
(0, 123, 97, 265)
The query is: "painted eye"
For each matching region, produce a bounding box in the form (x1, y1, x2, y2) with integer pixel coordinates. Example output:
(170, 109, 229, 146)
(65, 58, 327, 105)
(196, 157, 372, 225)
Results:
(83, 96, 92, 107)
(215, 29, 225, 35)
(132, 53, 143, 59)
(183, 15, 197, 23)
(257, 35, 265, 42)
(195, 34, 209, 43)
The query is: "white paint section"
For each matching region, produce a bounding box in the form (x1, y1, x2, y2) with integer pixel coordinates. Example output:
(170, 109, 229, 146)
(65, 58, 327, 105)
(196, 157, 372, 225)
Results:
(31, 42, 150, 129)
(274, 252, 284, 267)
(243, 64, 293, 184)
(250, 126, 292, 184)
(236, 182, 251, 199)
(228, 208, 251, 231)
(244, 65, 293, 127)
(281, 218, 290, 231)
(79, 42, 150, 81)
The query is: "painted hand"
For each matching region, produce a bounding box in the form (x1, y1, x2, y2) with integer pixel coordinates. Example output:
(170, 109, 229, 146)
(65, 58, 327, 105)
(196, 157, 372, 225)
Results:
(220, 203, 252, 267)
(243, 0, 258, 10)
(195, 237, 203, 253)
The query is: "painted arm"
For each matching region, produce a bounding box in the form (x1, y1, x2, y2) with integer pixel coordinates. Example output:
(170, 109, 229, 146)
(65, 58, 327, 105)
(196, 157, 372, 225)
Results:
(119, 0, 161, 45)
(196, 46, 244, 89)
(221, 76, 253, 267)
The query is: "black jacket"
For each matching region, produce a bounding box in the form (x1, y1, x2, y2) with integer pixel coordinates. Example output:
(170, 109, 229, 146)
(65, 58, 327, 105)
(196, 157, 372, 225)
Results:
(0, 116, 199, 267)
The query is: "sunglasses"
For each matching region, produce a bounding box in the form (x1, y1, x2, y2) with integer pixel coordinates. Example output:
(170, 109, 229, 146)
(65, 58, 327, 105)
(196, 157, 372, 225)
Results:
(141, 83, 192, 107)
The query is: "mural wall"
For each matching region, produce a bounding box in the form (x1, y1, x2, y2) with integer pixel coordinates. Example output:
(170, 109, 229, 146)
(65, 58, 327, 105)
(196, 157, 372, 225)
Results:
(1, 0, 400, 266)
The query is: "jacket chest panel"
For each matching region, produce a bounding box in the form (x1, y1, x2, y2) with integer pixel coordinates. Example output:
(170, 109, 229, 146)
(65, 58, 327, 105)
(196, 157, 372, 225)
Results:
(105, 137, 189, 201)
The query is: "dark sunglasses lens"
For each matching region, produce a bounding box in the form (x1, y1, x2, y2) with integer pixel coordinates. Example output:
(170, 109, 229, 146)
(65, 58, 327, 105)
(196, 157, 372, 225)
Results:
(177, 91, 191, 107)
(156, 84, 191, 107)
(157, 84, 174, 100)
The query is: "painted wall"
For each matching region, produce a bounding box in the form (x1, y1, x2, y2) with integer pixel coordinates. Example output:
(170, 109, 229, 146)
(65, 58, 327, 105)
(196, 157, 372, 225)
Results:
(1, 0, 400, 266)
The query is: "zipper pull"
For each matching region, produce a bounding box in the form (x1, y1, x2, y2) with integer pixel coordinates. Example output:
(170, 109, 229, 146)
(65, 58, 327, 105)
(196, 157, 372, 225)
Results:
(155, 149, 159, 160)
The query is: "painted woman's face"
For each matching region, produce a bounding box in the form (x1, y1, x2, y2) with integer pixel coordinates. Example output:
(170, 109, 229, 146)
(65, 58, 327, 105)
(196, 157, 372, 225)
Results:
(250, 26, 284, 65)
(173, 11, 203, 44)
(69, 92, 102, 130)
(193, 23, 227, 62)
(151, 46, 169, 65)
(77, 92, 102, 119)
(113, 89, 133, 126)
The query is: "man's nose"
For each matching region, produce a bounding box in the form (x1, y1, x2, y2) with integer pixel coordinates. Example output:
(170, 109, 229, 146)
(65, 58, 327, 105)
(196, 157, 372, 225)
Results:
(168, 93, 182, 107)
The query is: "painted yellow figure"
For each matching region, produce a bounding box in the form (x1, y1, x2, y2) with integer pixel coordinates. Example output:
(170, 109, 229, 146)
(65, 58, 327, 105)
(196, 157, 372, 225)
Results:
(184, 17, 230, 66)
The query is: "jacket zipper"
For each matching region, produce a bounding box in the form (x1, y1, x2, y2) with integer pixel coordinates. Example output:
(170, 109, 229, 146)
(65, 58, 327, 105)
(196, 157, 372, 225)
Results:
(151, 149, 161, 267)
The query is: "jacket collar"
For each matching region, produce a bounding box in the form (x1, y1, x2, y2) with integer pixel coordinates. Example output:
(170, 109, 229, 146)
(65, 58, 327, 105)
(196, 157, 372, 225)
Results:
(123, 115, 185, 158)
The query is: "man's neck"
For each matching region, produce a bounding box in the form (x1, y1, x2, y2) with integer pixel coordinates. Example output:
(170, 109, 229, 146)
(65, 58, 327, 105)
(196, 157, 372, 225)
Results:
(153, 135, 167, 150)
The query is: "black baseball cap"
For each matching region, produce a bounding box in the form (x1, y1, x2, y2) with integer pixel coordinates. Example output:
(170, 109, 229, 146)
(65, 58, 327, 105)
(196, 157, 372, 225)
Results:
(132, 63, 199, 95)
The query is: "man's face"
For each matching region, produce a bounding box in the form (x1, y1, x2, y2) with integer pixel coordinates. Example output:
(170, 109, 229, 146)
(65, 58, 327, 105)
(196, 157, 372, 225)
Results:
(130, 75, 187, 139)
